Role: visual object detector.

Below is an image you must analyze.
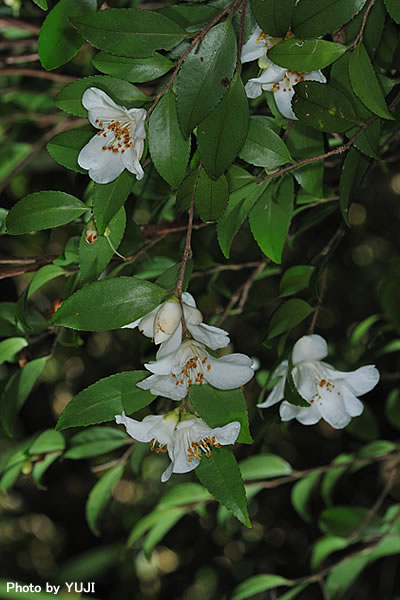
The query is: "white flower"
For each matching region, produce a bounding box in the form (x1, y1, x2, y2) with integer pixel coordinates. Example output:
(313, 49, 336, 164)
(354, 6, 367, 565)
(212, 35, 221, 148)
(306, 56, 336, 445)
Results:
(241, 26, 326, 120)
(77, 87, 146, 184)
(137, 339, 255, 401)
(115, 409, 240, 482)
(257, 334, 380, 429)
(123, 293, 230, 352)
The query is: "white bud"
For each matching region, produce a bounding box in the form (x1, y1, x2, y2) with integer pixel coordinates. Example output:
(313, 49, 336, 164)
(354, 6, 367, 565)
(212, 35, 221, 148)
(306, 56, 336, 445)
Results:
(138, 312, 157, 338)
(154, 301, 182, 344)
(183, 304, 203, 326)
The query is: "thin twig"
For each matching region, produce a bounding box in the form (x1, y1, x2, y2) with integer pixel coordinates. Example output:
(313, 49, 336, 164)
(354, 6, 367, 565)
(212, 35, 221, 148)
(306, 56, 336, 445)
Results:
(216, 260, 266, 326)
(191, 261, 262, 278)
(236, 0, 248, 70)
(350, 0, 376, 49)
(0, 17, 40, 34)
(91, 443, 135, 473)
(0, 68, 76, 83)
(5, 53, 39, 65)
(140, 221, 211, 238)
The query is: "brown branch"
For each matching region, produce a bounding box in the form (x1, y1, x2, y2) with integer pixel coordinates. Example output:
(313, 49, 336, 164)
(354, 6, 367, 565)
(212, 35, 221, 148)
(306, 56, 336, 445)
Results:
(0, 256, 58, 280)
(191, 261, 263, 278)
(140, 221, 212, 238)
(146, 0, 241, 118)
(0, 68, 77, 83)
(351, 0, 376, 49)
(0, 17, 40, 35)
(236, 0, 248, 70)
(5, 53, 39, 65)
(91, 443, 135, 473)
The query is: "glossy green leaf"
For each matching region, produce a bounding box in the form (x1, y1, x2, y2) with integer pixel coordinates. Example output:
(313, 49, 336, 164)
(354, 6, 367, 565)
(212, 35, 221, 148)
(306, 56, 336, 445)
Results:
(64, 426, 129, 459)
(358, 439, 395, 457)
(320, 506, 381, 537)
(251, 0, 295, 36)
(176, 21, 236, 136)
(92, 51, 173, 83)
(71, 8, 186, 58)
(326, 554, 369, 598)
(38, 0, 97, 70)
(7, 192, 89, 235)
(240, 116, 292, 169)
(280, 265, 314, 297)
(278, 585, 309, 600)
(189, 384, 252, 445)
(346, 0, 386, 58)
(385, 388, 400, 431)
(148, 91, 190, 188)
(346, 119, 381, 160)
(33, 452, 62, 487)
(292, 0, 367, 38)
(29, 430, 65, 455)
(266, 298, 314, 340)
(349, 43, 394, 120)
(159, 4, 220, 28)
(28, 265, 67, 298)
(196, 447, 250, 527)
(195, 169, 228, 222)
(321, 454, 352, 506)
(268, 39, 347, 71)
(249, 176, 294, 264)
(47, 126, 93, 173)
(79, 207, 126, 283)
(56, 371, 156, 430)
(286, 123, 324, 195)
(158, 483, 211, 508)
(55, 75, 147, 118)
(33, 0, 48, 8)
(339, 147, 369, 224)
(311, 536, 349, 569)
(198, 71, 249, 179)
(92, 170, 133, 235)
(232, 575, 292, 600)
(0, 338, 28, 365)
(52, 276, 166, 331)
(292, 81, 360, 132)
(384, 0, 400, 22)
(143, 510, 186, 557)
(86, 464, 124, 536)
(217, 181, 266, 259)
(239, 454, 292, 481)
(291, 471, 320, 522)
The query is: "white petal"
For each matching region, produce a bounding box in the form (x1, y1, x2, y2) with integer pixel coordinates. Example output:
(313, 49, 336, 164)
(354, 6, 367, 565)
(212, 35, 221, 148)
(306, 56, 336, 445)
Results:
(294, 364, 318, 401)
(257, 63, 287, 85)
(156, 324, 183, 358)
(169, 434, 200, 475)
(121, 144, 144, 180)
(205, 353, 254, 389)
(181, 292, 196, 307)
(183, 304, 203, 326)
(212, 421, 241, 445)
(127, 108, 147, 139)
(82, 87, 125, 127)
(78, 134, 125, 183)
(274, 87, 297, 120)
(292, 334, 328, 364)
(161, 462, 174, 482)
(272, 360, 289, 378)
(280, 401, 321, 425)
(339, 365, 380, 396)
(137, 374, 187, 401)
(143, 351, 177, 375)
(187, 322, 230, 350)
(245, 79, 263, 99)
(317, 390, 351, 429)
(154, 301, 182, 344)
(241, 27, 266, 63)
(121, 317, 141, 330)
(115, 413, 167, 443)
(135, 305, 159, 338)
(257, 376, 285, 408)
(341, 387, 364, 417)
(304, 70, 327, 84)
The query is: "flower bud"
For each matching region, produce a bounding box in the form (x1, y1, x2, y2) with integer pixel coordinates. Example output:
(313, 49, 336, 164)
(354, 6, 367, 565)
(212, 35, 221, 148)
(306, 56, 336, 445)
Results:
(154, 301, 182, 344)
(183, 304, 203, 326)
(85, 217, 98, 244)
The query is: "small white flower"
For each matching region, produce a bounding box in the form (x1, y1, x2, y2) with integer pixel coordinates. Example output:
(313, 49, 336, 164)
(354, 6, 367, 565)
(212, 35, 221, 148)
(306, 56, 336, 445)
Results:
(115, 409, 240, 482)
(241, 27, 326, 120)
(78, 87, 146, 184)
(137, 339, 255, 401)
(123, 293, 230, 352)
(257, 334, 380, 429)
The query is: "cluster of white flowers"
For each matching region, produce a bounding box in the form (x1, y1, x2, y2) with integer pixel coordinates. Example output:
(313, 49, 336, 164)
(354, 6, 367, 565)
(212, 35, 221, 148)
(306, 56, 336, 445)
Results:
(241, 27, 326, 119)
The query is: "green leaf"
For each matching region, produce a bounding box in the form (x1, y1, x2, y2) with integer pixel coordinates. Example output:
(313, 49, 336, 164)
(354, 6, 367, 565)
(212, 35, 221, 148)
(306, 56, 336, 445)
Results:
(1, 358, 47, 437)
(311, 536, 349, 570)
(232, 575, 292, 600)
(384, 0, 400, 22)
(38, 0, 97, 71)
(292, 81, 360, 132)
(176, 21, 236, 136)
(196, 447, 250, 527)
(251, 0, 295, 36)
(292, 0, 368, 38)
(385, 388, 400, 431)
(326, 554, 369, 598)
(0, 338, 28, 365)
(92, 51, 173, 83)
(71, 8, 186, 58)
(266, 298, 314, 340)
(6, 191, 89, 235)
(29, 430, 65, 455)
(268, 39, 347, 71)
(64, 426, 129, 459)
(321, 454, 352, 506)
(320, 506, 381, 537)
(86, 464, 124, 536)
(148, 91, 190, 188)
(278, 585, 309, 600)
(28, 265, 67, 298)
(52, 276, 166, 331)
(240, 116, 292, 169)
(217, 181, 265, 259)
(33, 0, 48, 9)
(92, 170, 133, 235)
(195, 169, 228, 222)
(55, 75, 147, 117)
(46, 126, 94, 173)
(56, 371, 156, 430)
(249, 176, 294, 264)
(346, 119, 381, 160)
(349, 43, 394, 120)
(239, 454, 292, 481)
(284, 351, 310, 408)
(286, 123, 324, 195)
(189, 384, 252, 445)
(339, 147, 369, 224)
(143, 509, 186, 557)
(358, 439, 395, 457)
(280, 265, 314, 297)
(291, 471, 320, 522)
(158, 483, 211, 508)
(79, 207, 126, 283)
(198, 71, 249, 179)
(33, 452, 62, 488)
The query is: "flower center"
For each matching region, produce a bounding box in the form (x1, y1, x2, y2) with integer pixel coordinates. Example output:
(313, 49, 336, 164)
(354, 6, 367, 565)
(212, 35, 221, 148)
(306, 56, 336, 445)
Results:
(271, 71, 305, 93)
(186, 435, 221, 463)
(310, 378, 340, 404)
(171, 349, 212, 391)
(95, 119, 135, 154)
(149, 438, 168, 453)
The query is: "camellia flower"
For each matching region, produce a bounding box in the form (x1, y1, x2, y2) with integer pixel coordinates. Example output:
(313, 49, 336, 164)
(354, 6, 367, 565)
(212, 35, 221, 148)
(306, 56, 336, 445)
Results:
(115, 409, 240, 482)
(78, 87, 146, 184)
(241, 26, 326, 120)
(123, 293, 230, 352)
(257, 334, 379, 429)
(137, 339, 255, 401)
